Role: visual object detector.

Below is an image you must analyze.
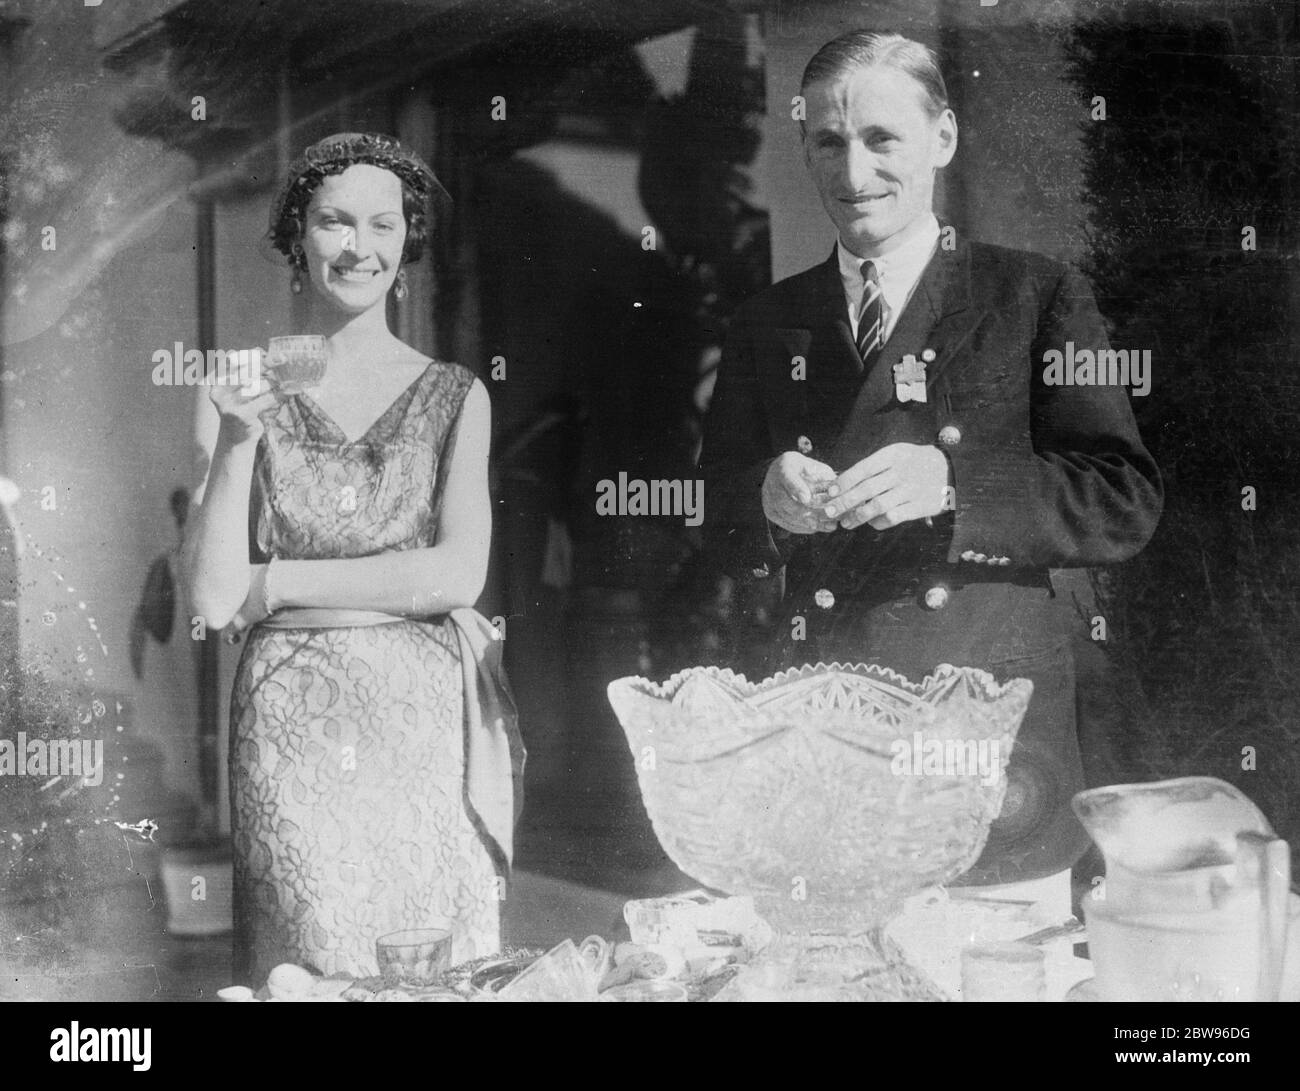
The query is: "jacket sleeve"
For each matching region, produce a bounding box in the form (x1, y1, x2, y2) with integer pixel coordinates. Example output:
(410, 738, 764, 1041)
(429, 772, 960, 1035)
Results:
(699, 308, 801, 580)
(945, 263, 1163, 568)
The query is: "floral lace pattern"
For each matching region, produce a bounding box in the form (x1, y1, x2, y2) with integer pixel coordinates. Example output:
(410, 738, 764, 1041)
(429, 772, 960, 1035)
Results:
(231, 362, 501, 982)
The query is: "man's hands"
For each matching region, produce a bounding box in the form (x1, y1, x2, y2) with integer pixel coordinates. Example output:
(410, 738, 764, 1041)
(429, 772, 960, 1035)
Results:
(822, 443, 952, 530)
(762, 452, 840, 534)
(762, 443, 952, 536)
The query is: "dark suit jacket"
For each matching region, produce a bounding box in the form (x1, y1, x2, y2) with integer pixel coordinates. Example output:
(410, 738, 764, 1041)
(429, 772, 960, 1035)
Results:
(699, 237, 1162, 883)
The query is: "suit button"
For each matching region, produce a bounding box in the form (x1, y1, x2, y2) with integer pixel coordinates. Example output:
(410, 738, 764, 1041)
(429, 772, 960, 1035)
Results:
(814, 588, 835, 609)
(923, 585, 949, 610)
(937, 425, 962, 448)
(796, 435, 813, 455)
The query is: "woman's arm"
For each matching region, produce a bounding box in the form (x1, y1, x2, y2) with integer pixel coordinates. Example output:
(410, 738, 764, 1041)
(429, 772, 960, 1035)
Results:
(179, 363, 279, 630)
(265, 379, 493, 616)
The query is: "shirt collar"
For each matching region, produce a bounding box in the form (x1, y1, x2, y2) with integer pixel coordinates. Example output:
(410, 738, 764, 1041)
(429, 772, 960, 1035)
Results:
(836, 213, 941, 308)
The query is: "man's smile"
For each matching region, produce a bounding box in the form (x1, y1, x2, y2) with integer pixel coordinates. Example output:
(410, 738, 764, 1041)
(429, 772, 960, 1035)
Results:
(839, 193, 891, 207)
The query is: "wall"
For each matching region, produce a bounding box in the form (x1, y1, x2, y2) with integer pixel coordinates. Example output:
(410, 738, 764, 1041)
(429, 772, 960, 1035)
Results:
(2, 1, 206, 818)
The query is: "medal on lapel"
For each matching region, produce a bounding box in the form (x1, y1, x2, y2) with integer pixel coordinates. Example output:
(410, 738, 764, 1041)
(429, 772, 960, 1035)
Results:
(893, 353, 928, 404)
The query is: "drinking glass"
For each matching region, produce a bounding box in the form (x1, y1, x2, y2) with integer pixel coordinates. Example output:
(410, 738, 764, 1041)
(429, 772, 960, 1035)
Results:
(1084, 897, 1277, 1002)
(960, 941, 1046, 1002)
(375, 928, 453, 988)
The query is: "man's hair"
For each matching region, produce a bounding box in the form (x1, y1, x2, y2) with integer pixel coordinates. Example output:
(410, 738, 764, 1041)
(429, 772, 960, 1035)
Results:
(800, 31, 949, 118)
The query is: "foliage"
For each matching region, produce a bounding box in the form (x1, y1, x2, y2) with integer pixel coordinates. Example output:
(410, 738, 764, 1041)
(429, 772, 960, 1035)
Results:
(1064, 10, 1300, 849)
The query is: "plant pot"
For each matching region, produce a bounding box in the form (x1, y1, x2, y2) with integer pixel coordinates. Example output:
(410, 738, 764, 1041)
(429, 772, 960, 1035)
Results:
(160, 841, 233, 936)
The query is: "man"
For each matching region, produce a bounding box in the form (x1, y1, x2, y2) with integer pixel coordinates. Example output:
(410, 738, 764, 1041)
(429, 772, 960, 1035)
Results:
(700, 31, 1161, 884)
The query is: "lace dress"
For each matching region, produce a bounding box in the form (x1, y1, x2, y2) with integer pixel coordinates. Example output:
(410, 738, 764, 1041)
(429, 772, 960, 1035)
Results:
(230, 361, 503, 982)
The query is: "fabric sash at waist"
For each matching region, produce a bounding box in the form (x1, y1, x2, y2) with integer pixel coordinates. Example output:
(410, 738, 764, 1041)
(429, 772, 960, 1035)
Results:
(260, 607, 405, 628)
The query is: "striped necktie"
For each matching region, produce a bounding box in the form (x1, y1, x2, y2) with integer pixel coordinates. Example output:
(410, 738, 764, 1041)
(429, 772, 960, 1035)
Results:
(856, 260, 883, 370)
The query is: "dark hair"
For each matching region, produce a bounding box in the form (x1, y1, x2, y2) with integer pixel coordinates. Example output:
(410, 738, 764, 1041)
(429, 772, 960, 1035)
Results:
(267, 132, 450, 270)
(800, 31, 949, 118)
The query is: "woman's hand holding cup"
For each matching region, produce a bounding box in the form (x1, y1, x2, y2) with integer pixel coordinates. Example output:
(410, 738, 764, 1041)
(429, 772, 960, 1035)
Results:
(207, 348, 280, 445)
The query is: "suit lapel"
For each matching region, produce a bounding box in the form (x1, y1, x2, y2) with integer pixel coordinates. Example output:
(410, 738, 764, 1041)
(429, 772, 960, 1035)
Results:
(906, 233, 978, 388)
(766, 250, 862, 453)
(800, 247, 862, 382)
(828, 237, 983, 467)
(761, 238, 990, 468)
(811, 252, 865, 377)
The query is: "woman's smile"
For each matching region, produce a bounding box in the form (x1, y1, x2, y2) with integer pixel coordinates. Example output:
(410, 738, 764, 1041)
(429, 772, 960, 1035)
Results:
(330, 265, 382, 283)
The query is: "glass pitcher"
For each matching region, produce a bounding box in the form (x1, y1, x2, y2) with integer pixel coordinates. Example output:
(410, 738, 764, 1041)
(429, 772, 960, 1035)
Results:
(1074, 777, 1291, 1002)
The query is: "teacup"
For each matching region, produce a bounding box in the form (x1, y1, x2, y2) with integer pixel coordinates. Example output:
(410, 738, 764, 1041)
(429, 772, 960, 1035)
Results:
(265, 335, 327, 394)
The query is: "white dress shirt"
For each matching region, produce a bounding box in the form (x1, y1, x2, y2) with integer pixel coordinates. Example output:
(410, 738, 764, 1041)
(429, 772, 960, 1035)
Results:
(837, 213, 941, 346)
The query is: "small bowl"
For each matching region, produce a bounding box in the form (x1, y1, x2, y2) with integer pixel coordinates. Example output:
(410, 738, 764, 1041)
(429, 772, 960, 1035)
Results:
(376, 928, 453, 988)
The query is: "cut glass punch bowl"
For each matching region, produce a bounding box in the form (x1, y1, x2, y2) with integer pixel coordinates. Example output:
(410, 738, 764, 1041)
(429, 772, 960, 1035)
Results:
(607, 663, 1033, 937)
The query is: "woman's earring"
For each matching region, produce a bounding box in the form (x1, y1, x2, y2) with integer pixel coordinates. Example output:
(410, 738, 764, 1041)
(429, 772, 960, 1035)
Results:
(394, 269, 408, 301)
(290, 267, 303, 295)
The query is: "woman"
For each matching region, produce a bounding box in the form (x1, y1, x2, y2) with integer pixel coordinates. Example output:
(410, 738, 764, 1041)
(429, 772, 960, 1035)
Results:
(182, 133, 523, 982)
